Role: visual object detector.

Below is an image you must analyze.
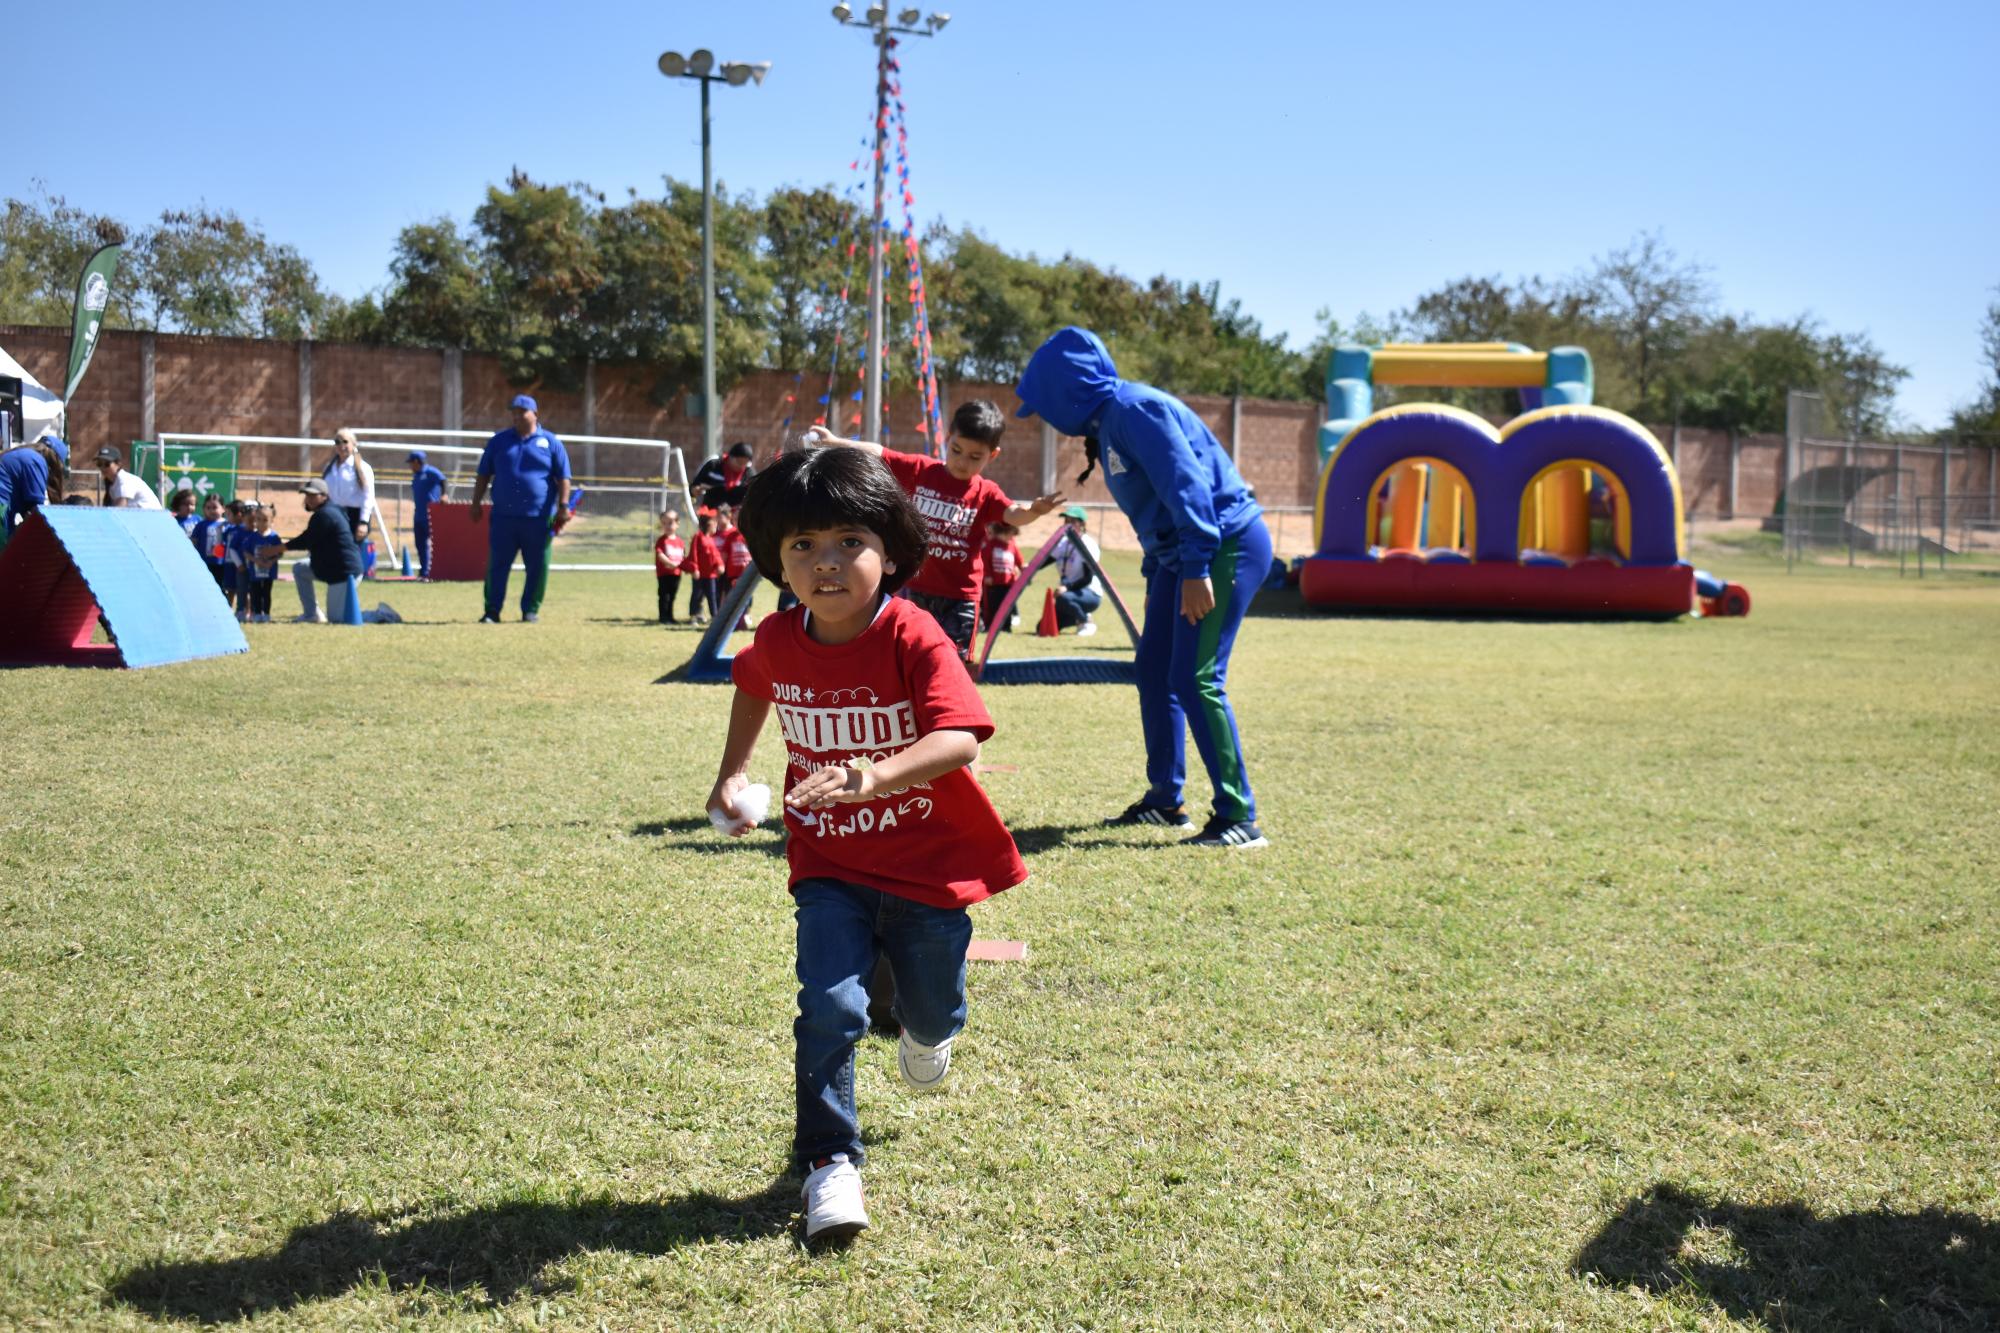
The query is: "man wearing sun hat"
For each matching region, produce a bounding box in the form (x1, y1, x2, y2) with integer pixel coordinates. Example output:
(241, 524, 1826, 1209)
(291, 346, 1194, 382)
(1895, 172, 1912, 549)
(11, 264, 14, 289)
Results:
(470, 393, 571, 623)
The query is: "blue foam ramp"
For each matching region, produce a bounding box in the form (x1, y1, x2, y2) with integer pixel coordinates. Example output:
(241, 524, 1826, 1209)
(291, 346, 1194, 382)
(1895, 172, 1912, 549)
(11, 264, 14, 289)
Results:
(0, 509, 247, 669)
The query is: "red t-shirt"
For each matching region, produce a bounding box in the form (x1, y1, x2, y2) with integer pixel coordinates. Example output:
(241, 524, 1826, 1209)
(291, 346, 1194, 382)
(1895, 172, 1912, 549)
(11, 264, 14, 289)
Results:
(983, 537, 1022, 586)
(881, 449, 1012, 603)
(690, 532, 723, 578)
(731, 596, 1027, 909)
(722, 526, 753, 577)
(655, 533, 687, 575)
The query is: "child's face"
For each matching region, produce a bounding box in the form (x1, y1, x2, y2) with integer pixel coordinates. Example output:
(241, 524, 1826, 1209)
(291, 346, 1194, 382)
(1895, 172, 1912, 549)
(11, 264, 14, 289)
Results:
(661, 512, 678, 533)
(250, 508, 269, 532)
(204, 498, 223, 519)
(779, 525, 893, 632)
(173, 496, 193, 516)
(943, 436, 997, 482)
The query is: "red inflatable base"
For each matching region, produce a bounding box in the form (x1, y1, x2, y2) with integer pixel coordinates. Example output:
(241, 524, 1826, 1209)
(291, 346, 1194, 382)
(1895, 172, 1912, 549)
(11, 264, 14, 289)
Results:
(1300, 557, 1694, 617)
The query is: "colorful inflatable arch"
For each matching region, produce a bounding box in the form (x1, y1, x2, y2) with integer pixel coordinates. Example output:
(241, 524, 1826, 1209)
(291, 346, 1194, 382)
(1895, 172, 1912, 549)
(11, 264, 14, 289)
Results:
(1300, 343, 1741, 617)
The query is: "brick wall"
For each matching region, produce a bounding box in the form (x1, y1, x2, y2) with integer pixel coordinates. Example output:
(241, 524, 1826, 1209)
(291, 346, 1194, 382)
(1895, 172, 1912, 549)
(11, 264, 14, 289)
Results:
(19, 324, 1988, 533)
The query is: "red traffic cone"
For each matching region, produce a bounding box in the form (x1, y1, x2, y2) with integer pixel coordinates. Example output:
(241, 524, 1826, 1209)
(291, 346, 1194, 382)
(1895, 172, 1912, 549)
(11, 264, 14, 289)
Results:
(1037, 587, 1060, 637)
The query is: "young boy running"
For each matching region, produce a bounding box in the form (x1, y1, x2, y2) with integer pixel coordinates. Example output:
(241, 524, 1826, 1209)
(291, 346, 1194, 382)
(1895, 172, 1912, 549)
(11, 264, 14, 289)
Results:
(706, 446, 1027, 1242)
(809, 401, 1064, 660)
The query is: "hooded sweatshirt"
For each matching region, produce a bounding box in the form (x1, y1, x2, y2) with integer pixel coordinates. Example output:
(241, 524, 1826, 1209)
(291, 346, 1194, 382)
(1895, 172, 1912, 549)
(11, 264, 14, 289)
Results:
(1014, 327, 1260, 579)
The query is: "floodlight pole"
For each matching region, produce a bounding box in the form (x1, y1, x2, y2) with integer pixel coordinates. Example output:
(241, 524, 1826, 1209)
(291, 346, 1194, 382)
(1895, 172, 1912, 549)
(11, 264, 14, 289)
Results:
(659, 51, 770, 461)
(834, 8, 948, 445)
(701, 76, 717, 463)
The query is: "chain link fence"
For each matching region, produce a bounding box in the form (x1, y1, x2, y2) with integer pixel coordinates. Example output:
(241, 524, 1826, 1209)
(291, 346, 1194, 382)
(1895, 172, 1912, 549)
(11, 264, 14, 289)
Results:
(1779, 392, 2000, 575)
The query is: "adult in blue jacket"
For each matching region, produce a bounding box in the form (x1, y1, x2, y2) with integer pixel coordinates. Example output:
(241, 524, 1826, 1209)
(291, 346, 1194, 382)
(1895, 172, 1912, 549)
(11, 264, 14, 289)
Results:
(470, 394, 571, 623)
(1015, 327, 1272, 849)
(406, 449, 447, 579)
(0, 436, 68, 549)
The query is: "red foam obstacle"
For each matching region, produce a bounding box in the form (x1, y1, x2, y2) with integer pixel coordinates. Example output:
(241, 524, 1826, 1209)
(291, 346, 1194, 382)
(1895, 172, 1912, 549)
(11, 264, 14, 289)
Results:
(423, 502, 489, 582)
(0, 509, 248, 669)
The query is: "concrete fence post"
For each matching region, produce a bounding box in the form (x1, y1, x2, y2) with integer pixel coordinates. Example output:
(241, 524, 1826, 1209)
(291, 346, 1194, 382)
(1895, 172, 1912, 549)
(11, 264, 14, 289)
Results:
(1230, 394, 1242, 466)
(1726, 428, 1739, 519)
(298, 340, 314, 437)
(139, 332, 156, 443)
(441, 349, 463, 432)
(582, 357, 598, 480)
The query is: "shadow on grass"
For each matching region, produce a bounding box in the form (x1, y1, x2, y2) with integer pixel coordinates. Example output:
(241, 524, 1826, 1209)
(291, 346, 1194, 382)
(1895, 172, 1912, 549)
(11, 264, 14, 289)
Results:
(1006, 822, 1186, 855)
(109, 1181, 804, 1324)
(631, 817, 787, 857)
(1573, 1182, 2000, 1330)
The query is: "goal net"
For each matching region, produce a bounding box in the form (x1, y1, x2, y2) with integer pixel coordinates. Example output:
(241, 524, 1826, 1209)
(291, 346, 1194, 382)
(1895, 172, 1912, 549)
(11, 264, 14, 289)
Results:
(143, 428, 697, 570)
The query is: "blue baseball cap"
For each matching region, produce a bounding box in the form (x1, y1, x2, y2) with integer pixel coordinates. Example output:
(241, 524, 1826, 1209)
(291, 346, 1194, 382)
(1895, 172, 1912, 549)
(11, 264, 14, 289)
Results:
(406, 449, 427, 462)
(510, 394, 538, 412)
(40, 434, 70, 466)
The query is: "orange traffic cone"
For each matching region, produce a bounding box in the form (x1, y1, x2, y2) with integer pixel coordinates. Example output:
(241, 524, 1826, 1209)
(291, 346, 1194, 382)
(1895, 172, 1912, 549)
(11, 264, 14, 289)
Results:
(1037, 587, 1060, 637)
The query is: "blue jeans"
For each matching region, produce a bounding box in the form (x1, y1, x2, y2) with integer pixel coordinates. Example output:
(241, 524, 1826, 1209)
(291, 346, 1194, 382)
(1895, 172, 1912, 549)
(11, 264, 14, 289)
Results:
(793, 878, 971, 1170)
(1055, 584, 1101, 628)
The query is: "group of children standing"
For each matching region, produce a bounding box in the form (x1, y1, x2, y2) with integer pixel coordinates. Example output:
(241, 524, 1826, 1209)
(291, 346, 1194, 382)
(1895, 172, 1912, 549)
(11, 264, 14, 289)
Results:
(654, 504, 753, 626)
(171, 489, 284, 622)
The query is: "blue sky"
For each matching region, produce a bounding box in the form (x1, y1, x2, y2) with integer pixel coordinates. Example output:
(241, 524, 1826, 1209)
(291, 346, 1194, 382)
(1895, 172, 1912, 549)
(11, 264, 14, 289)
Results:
(13, 0, 1997, 426)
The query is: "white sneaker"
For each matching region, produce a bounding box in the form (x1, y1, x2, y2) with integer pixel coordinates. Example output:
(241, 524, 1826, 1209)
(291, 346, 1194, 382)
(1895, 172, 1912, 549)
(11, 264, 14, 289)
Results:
(1076, 620, 1098, 638)
(898, 1030, 954, 1092)
(801, 1154, 869, 1241)
(292, 613, 326, 624)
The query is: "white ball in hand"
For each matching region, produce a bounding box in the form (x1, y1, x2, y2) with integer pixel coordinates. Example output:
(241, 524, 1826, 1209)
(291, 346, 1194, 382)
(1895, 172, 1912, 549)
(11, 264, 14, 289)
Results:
(710, 782, 771, 833)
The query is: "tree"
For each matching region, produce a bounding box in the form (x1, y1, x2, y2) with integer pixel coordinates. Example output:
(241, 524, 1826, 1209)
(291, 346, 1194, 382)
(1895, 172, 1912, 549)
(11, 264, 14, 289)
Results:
(762, 186, 862, 372)
(1587, 231, 1715, 414)
(0, 187, 131, 328)
(128, 206, 335, 338)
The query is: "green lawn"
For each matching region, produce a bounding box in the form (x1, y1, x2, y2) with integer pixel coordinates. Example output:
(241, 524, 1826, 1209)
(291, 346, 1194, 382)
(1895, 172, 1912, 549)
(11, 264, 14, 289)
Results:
(2, 551, 1996, 1330)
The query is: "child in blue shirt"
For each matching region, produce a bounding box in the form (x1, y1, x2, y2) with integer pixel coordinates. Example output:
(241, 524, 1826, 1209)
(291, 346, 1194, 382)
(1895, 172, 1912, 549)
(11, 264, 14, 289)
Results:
(246, 504, 282, 622)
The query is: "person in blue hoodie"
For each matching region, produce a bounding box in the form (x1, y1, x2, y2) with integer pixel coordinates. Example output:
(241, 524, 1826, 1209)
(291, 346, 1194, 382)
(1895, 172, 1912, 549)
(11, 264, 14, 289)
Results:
(0, 435, 67, 549)
(1014, 327, 1272, 849)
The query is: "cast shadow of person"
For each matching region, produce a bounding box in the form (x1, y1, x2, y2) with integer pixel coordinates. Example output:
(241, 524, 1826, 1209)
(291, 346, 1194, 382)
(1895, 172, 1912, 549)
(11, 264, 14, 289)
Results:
(1573, 1182, 2000, 1330)
(109, 1179, 801, 1324)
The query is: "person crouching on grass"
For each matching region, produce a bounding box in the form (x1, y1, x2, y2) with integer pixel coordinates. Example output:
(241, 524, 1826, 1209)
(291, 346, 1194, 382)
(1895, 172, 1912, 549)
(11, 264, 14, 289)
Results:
(807, 400, 1065, 664)
(706, 446, 1027, 1243)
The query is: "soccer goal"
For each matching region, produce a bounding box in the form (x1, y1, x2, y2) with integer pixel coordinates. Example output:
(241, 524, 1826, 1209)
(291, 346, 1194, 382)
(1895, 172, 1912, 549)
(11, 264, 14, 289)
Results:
(145, 428, 697, 571)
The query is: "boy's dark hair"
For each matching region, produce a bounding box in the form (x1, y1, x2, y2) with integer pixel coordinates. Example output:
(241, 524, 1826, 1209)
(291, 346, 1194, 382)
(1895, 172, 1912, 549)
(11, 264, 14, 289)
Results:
(738, 447, 928, 595)
(951, 399, 1007, 447)
(726, 441, 753, 460)
(170, 488, 195, 509)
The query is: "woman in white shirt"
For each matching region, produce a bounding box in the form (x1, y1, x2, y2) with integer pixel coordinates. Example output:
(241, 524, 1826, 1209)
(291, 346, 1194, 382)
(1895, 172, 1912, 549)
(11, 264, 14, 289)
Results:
(320, 427, 376, 533)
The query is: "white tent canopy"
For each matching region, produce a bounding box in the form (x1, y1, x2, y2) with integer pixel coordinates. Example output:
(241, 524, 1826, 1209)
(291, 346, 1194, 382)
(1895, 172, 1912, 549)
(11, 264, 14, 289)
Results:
(0, 344, 65, 446)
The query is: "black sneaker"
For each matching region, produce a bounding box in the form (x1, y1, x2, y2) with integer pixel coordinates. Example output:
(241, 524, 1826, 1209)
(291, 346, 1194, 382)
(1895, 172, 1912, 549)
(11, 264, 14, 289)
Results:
(1186, 816, 1269, 849)
(1105, 800, 1192, 829)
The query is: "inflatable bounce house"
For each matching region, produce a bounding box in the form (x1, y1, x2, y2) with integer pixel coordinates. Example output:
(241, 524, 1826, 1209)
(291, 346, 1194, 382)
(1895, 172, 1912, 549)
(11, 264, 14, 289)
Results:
(1300, 343, 1748, 617)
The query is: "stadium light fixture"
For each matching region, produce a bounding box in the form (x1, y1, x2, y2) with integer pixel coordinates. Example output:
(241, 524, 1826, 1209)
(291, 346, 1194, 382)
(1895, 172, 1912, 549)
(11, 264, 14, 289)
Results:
(828, 3, 952, 445)
(656, 48, 771, 460)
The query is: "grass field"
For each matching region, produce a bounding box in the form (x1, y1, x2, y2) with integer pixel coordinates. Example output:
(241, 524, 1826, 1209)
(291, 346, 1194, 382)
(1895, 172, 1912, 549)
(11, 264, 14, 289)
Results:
(3, 549, 1996, 1330)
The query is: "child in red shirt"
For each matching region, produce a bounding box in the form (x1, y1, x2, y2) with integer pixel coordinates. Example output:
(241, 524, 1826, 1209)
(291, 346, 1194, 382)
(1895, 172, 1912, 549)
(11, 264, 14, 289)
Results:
(707, 446, 1027, 1243)
(687, 509, 723, 625)
(654, 510, 687, 624)
(980, 519, 1023, 634)
(808, 400, 1063, 660)
(719, 504, 757, 629)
